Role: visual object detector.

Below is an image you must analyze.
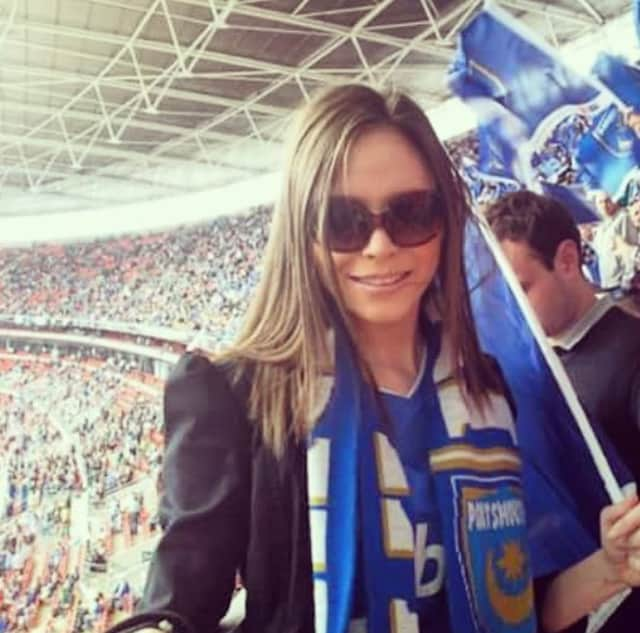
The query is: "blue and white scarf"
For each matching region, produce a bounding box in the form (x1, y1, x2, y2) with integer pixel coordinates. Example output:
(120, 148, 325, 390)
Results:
(307, 322, 536, 633)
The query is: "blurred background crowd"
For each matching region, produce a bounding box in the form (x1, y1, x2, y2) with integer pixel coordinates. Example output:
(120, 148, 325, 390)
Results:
(0, 127, 638, 633)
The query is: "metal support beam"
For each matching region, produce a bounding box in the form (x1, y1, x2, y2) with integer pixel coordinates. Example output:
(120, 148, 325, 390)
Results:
(0, 97, 247, 145)
(498, 0, 597, 27)
(48, 0, 452, 200)
(1, 63, 288, 116)
(0, 0, 18, 48)
(34, 151, 62, 188)
(292, 0, 312, 16)
(0, 0, 272, 180)
(351, 36, 376, 84)
(299, 6, 377, 21)
(377, 2, 471, 84)
(128, 45, 156, 112)
(295, 74, 310, 102)
(172, 0, 450, 57)
(573, 0, 604, 25)
(76, 125, 106, 169)
(144, 0, 397, 162)
(16, 145, 34, 189)
(244, 108, 264, 143)
(113, 96, 144, 143)
(0, 133, 204, 170)
(94, 85, 119, 143)
(59, 0, 387, 190)
(149, 20, 220, 112)
(444, 0, 482, 43)
(159, 0, 189, 73)
(425, 0, 440, 17)
(194, 134, 214, 168)
(545, 11, 560, 48)
(58, 116, 80, 167)
(419, 0, 443, 41)
(2, 19, 314, 77)
(0, 0, 163, 165)
(206, 0, 218, 22)
(0, 0, 527, 207)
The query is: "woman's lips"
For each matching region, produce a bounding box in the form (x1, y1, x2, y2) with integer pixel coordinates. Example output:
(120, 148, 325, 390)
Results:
(348, 271, 411, 287)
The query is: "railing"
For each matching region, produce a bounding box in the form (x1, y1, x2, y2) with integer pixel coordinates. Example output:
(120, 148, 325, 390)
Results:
(0, 326, 180, 364)
(0, 313, 194, 344)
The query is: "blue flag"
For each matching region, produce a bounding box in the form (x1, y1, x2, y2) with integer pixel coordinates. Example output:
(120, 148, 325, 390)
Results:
(592, 53, 640, 110)
(458, 155, 521, 206)
(449, 4, 640, 201)
(576, 103, 640, 195)
(464, 220, 633, 579)
(448, 5, 597, 137)
(540, 181, 599, 224)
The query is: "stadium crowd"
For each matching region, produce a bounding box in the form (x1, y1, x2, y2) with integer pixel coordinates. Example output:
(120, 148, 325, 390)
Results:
(0, 206, 270, 336)
(0, 352, 162, 632)
(0, 128, 638, 633)
(0, 140, 636, 347)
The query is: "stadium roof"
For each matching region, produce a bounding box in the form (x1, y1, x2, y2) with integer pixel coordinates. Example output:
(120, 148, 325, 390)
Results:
(0, 0, 634, 218)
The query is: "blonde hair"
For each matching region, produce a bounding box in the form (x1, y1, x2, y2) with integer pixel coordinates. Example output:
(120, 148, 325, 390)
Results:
(217, 83, 499, 456)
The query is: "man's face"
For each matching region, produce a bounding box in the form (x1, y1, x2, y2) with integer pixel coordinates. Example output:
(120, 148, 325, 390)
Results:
(629, 198, 640, 230)
(626, 111, 640, 139)
(594, 192, 617, 218)
(500, 239, 576, 337)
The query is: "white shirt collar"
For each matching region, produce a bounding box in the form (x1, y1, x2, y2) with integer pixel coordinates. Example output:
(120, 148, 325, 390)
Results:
(549, 294, 615, 351)
(378, 346, 428, 399)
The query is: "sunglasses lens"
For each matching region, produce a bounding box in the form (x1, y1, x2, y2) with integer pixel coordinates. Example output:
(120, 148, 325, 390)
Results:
(326, 198, 371, 252)
(385, 191, 441, 246)
(323, 191, 442, 252)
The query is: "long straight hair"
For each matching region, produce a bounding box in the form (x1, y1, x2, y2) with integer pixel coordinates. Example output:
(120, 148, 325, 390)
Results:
(217, 83, 499, 456)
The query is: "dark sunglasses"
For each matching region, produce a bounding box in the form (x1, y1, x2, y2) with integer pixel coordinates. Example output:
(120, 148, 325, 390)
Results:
(321, 189, 444, 253)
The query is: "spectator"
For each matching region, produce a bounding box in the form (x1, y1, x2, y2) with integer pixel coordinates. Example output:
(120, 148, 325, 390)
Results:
(487, 189, 640, 632)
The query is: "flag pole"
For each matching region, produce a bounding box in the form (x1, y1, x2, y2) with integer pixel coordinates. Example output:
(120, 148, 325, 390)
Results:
(476, 214, 625, 503)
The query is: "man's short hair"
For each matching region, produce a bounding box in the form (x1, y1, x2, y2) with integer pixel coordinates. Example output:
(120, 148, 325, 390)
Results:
(485, 190, 581, 270)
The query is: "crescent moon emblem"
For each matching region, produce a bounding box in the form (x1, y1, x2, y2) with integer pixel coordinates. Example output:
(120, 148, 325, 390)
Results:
(485, 545, 533, 625)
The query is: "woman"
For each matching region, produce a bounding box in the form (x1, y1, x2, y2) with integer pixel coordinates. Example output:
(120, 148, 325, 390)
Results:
(111, 84, 640, 633)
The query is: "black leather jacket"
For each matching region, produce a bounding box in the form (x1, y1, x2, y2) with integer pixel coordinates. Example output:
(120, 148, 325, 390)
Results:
(139, 353, 315, 633)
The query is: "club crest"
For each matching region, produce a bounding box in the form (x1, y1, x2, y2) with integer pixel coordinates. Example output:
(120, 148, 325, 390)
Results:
(456, 477, 535, 633)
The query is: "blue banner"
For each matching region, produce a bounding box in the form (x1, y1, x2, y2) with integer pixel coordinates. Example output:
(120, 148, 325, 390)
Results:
(449, 4, 640, 202)
(464, 221, 632, 579)
(592, 53, 640, 110)
(540, 182, 599, 224)
(576, 104, 640, 195)
(448, 5, 597, 137)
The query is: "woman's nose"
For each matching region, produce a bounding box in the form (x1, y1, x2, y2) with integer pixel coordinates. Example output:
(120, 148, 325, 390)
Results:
(361, 224, 397, 257)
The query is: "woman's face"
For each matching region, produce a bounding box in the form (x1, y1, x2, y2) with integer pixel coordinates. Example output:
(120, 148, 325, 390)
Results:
(315, 125, 443, 332)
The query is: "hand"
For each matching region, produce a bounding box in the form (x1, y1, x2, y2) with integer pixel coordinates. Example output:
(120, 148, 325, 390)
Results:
(601, 494, 640, 587)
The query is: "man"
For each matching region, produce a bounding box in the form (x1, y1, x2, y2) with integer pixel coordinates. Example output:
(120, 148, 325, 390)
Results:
(624, 109, 640, 139)
(486, 190, 640, 482)
(591, 190, 620, 220)
(486, 190, 640, 632)
(593, 207, 632, 289)
(610, 195, 640, 291)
